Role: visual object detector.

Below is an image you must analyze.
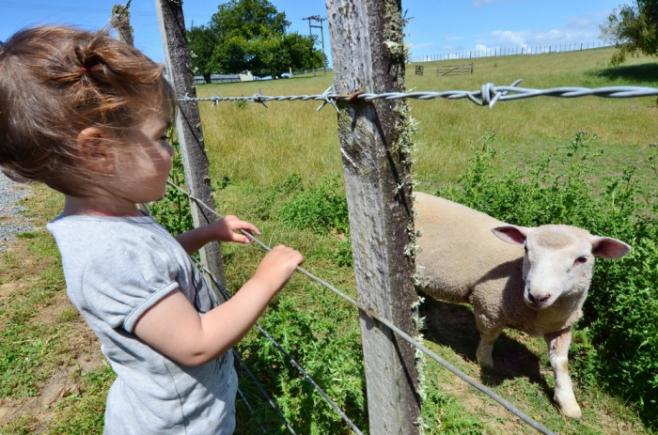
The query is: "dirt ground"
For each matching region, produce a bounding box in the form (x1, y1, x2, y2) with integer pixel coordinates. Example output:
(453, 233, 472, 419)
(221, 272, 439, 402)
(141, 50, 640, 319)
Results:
(0, 239, 106, 432)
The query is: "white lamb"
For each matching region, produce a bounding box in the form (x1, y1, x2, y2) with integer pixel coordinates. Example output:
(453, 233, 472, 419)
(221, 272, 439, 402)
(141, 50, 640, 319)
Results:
(414, 192, 631, 418)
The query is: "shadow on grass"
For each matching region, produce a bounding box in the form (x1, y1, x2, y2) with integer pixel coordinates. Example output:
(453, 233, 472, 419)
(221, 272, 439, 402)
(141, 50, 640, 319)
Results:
(420, 297, 553, 400)
(593, 62, 658, 84)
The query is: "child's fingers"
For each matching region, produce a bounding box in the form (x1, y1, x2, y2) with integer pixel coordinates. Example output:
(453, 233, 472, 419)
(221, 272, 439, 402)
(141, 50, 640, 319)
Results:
(225, 216, 260, 235)
(233, 233, 252, 244)
(272, 245, 304, 267)
(237, 220, 261, 236)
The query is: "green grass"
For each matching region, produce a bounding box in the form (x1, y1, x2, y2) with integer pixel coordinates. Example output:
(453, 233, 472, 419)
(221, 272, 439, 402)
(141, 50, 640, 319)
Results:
(0, 195, 66, 398)
(48, 366, 115, 435)
(197, 47, 656, 433)
(198, 47, 657, 192)
(0, 186, 115, 434)
(1, 47, 656, 433)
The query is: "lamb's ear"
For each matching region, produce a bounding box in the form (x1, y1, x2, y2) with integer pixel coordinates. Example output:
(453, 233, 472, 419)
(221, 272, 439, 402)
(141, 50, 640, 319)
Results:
(491, 225, 529, 245)
(591, 236, 631, 259)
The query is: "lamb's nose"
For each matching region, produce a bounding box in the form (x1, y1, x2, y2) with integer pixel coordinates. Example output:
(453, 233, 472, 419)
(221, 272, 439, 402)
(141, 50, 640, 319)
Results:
(529, 293, 550, 305)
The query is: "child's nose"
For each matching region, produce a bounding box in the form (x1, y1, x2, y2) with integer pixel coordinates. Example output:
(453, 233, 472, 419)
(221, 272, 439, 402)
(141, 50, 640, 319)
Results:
(161, 142, 174, 158)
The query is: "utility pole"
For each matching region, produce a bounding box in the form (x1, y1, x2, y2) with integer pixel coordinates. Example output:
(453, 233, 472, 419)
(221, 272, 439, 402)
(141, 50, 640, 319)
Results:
(302, 15, 327, 74)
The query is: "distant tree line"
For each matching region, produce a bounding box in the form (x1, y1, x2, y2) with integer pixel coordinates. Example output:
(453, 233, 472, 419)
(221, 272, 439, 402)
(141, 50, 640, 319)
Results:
(188, 0, 325, 82)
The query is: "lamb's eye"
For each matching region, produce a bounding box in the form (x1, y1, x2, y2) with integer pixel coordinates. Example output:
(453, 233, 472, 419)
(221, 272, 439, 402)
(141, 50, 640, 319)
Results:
(523, 245, 528, 254)
(574, 256, 588, 265)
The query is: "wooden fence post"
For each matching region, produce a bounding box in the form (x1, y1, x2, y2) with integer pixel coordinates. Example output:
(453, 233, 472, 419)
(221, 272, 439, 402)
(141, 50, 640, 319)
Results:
(154, 0, 225, 283)
(110, 1, 134, 46)
(326, 1, 421, 433)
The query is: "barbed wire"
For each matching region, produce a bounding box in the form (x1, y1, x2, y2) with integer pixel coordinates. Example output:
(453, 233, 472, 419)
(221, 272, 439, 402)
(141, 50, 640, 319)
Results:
(166, 181, 555, 435)
(179, 80, 658, 109)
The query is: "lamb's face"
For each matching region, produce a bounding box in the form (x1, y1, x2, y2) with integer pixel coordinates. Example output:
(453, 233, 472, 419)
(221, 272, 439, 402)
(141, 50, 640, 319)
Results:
(521, 226, 594, 310)
(491, 224, 631, 311)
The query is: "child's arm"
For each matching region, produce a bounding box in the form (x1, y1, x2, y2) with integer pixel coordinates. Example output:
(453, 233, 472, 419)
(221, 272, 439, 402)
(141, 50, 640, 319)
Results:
(133, 245, 303, 366)
(175, 215, 260, 255)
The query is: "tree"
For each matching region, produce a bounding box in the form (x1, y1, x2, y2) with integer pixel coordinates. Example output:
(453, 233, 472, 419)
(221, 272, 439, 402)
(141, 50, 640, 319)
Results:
(210, 0, 288, 40)
(602, 0, 658, 65)
(188, 0, 325, 77)
(188, 26, 218, 83)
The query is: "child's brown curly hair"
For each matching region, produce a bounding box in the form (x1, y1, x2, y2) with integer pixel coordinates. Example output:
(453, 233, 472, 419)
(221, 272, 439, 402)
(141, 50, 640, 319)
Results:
(0, 26, 175, 196)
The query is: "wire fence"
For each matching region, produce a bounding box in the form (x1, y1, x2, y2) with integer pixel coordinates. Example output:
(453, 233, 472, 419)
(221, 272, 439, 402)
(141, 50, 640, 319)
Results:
(166, 181, 556, 435)
(200, 262, 364, 435)
(166, 57, 658, 435)
(166, 41, 658, 435)
(411, 41, 612, 63)
(231, 348, 296, 434)
(180, 81, 658, 109)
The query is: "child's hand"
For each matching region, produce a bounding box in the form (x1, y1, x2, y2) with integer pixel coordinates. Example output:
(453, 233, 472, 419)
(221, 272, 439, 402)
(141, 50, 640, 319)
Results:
(213, 215, 260, 244)
(252, 245, 304, 294)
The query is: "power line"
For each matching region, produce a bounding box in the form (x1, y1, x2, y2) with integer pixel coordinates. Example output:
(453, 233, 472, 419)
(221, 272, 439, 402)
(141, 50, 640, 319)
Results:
(302, 15, 327, 74)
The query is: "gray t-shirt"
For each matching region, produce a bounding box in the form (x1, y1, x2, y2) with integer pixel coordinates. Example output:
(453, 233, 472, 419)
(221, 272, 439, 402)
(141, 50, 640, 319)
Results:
(47, 213, 237, 435)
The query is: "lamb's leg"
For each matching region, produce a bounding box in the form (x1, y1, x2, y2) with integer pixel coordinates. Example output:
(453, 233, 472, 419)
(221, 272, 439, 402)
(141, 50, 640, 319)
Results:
(476, 327, 502, 369)
(545, 327, 581, 419)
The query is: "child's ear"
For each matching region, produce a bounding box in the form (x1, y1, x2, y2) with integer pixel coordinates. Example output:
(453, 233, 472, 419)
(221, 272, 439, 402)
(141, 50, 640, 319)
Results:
(77, 127, 114, 173)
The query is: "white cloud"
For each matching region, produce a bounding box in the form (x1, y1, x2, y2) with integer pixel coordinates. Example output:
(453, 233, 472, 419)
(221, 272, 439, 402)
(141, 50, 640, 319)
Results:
(407, 10, 610, 60)
(408, 42, 436, 51)
(474, 13, 604, 53)
(491, 30, 529, 49)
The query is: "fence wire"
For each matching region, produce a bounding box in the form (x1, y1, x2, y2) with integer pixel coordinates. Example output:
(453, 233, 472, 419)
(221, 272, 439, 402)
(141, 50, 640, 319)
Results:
(166, 181, 556, 435)
(142, 202, 278, 433)
(235, 383, 268, 434)
(201, 263, 364, 435)
(180, 81, 658, 108)
(231, 349, 296, 434)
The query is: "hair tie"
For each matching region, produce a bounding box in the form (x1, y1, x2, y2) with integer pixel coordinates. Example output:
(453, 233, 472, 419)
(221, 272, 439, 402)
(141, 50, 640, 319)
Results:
(79, 66, 89, 74)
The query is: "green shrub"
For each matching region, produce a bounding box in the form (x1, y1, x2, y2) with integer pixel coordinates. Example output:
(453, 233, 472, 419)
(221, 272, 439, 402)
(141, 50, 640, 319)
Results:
(238, 294, 365, 434)
(438, 132, 658, 428)
(149, 138, 194, 236)
(278, 177, 349, 235)
(421, 385, 484, 434)
(251, 173, 303, 221)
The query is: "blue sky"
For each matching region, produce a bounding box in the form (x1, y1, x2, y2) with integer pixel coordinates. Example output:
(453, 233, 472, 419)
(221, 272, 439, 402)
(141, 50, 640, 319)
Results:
(1, 0, 625, 64)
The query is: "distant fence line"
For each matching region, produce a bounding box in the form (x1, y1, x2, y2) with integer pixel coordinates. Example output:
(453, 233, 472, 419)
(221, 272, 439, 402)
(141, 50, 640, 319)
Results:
(432, 62, 473, 76)
(412, 41, 612, 63)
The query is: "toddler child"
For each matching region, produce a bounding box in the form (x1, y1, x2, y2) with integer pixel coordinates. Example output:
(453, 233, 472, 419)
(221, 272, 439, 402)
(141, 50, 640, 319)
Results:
(0, 26, 303, 434)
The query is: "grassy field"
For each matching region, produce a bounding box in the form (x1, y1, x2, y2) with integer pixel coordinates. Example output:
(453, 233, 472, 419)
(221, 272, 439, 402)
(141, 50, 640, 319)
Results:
(199, 47, 658, 192)
(1, 47, 656, 433)
(199, 46, 657, 434)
